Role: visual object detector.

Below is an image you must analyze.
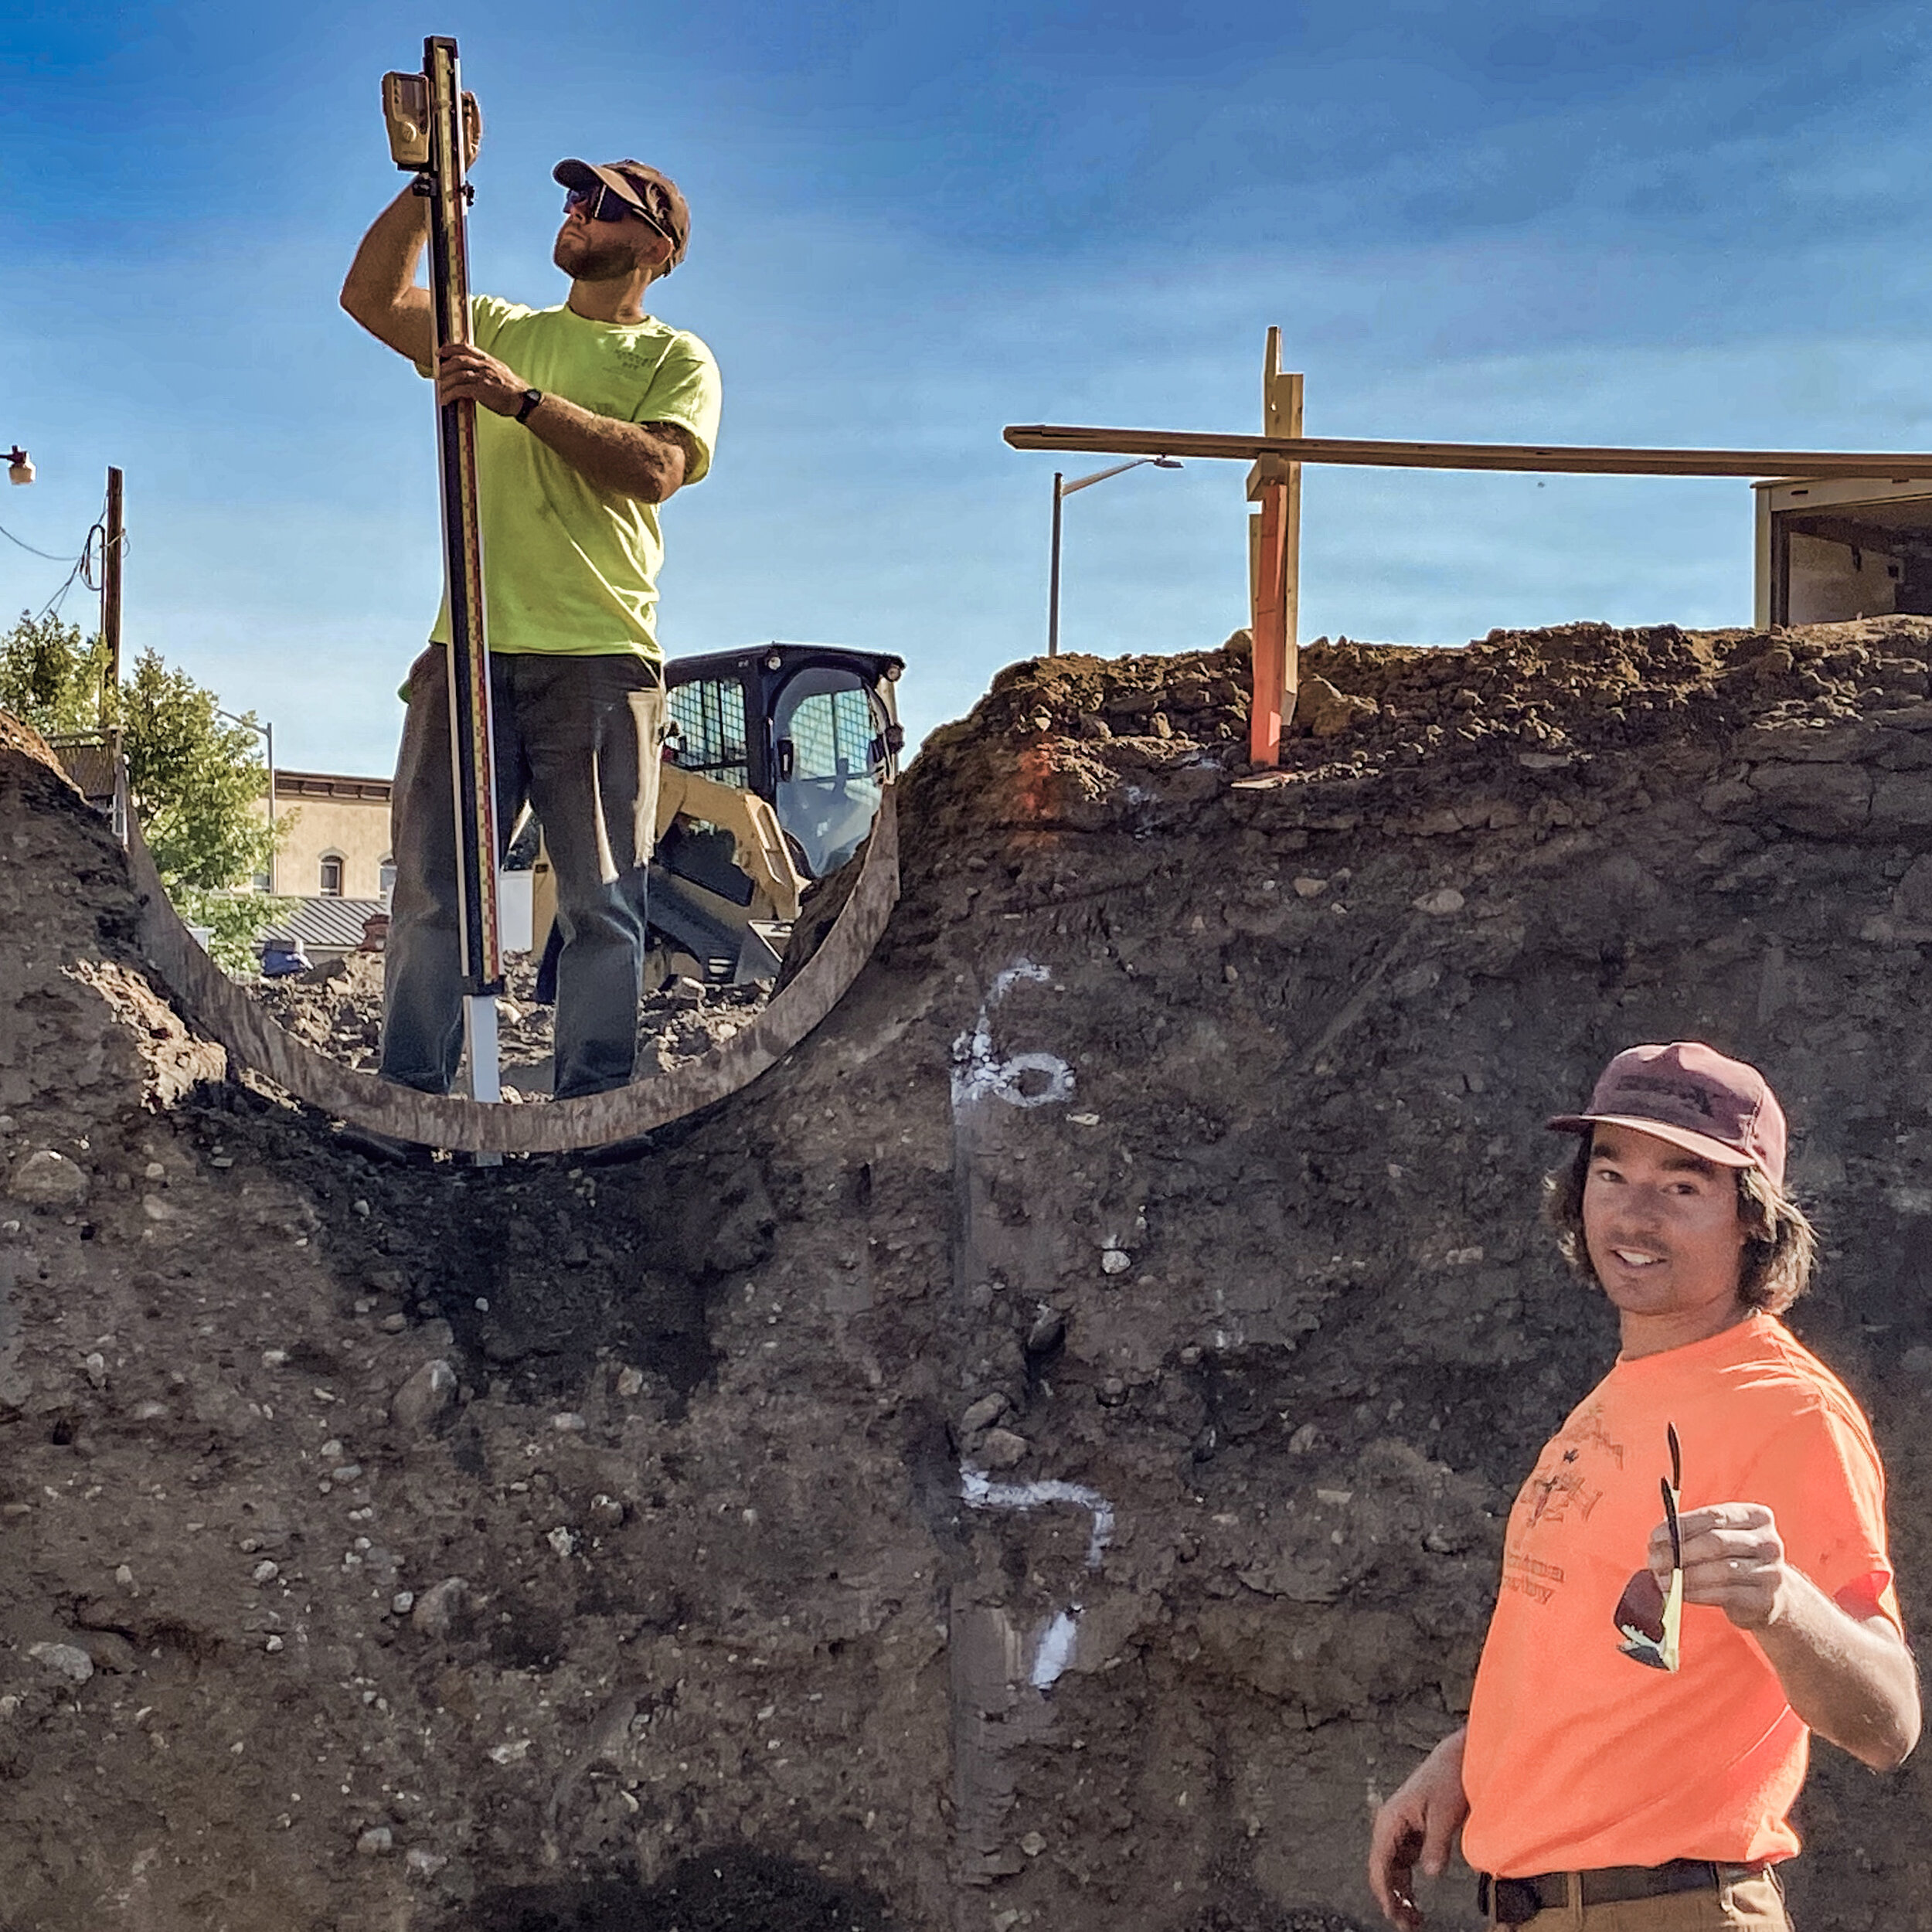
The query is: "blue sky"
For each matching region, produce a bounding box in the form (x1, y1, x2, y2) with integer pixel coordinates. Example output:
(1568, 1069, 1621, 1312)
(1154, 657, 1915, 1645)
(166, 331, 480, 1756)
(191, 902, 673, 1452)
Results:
(5, 1, 1932, 774)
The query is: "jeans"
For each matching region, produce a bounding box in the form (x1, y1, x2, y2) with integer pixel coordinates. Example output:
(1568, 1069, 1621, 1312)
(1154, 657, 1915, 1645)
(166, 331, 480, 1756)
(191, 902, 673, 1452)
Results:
(380, 647, 665, 1100)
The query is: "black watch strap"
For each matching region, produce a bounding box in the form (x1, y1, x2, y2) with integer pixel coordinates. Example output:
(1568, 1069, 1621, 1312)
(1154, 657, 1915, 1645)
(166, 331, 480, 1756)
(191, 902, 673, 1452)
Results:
(515, 388, 545, 424)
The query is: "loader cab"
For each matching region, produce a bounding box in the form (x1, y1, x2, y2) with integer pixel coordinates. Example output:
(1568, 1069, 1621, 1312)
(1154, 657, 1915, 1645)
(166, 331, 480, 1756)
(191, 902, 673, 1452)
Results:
(525, 643, 904, 999)
(665, 643, 905, 879)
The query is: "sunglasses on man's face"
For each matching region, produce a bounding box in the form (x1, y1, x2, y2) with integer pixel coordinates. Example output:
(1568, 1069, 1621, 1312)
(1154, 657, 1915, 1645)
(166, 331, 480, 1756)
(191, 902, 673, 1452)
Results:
(1614, 1423, 1683, 1672)
(563, 183, 672, 241)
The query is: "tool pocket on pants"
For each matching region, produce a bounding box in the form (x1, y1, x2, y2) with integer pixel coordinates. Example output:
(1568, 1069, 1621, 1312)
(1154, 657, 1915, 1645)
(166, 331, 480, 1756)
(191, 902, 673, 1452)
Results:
(628, 683, 668, 867)
(1717, 1870, 1789, 1932)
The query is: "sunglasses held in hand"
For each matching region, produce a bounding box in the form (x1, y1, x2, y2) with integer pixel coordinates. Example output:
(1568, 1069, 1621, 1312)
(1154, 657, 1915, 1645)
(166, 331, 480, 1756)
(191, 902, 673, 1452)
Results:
(1614, 1423, 1683, 1672)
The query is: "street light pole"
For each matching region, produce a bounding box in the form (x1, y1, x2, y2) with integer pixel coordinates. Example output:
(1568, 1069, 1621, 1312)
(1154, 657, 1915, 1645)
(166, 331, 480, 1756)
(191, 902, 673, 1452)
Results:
(1045, 456, 1182, 658)
(264, 719, 275, 894)
(1048, 472, 1065, 658)
(219, 709, 276, 893)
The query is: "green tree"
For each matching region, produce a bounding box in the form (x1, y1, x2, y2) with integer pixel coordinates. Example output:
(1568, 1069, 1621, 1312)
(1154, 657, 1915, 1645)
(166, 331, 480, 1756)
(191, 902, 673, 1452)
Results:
(118, 646, 277, 891)
(2, 611, 289, 971)
(0, 611, 113, 735)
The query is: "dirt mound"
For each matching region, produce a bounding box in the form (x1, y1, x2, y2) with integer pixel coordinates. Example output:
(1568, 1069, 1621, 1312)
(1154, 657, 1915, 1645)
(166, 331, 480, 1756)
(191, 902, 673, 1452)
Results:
(3, 617, 1932, 1931)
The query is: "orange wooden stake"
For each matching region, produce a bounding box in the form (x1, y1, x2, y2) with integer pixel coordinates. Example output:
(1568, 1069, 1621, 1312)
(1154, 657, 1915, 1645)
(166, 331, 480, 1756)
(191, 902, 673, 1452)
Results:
(1249, 474, 1289, 765)
(1247, 328, 1302, 767)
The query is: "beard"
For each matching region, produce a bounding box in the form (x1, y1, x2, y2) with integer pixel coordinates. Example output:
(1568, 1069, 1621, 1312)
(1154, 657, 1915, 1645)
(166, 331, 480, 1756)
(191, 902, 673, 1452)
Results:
(553, 230, 641, 284)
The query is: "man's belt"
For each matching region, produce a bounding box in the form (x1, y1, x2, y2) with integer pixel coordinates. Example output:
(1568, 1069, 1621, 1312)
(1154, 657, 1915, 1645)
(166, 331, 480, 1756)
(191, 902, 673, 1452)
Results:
(1478, 1860, 1774, 1923)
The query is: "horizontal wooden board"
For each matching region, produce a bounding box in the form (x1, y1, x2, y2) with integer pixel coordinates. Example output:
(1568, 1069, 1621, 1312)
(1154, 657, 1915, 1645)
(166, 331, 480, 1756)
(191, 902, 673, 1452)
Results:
(1004, 423, 1932, 481)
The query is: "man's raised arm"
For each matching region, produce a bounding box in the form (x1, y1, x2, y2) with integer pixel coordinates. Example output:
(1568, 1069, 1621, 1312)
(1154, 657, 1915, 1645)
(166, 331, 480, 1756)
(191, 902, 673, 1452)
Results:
(1658, 1501, 1921, 1772)
(340, 185, 436, 366)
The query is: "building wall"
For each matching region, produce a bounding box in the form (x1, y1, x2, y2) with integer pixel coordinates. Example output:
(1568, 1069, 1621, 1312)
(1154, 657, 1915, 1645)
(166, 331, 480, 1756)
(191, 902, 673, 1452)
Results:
(250, 774, 393, 900)
(1787, 531, 1901, 626)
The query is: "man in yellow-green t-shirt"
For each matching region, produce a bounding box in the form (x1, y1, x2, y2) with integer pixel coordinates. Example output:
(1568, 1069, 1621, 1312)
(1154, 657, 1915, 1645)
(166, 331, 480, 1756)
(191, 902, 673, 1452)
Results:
(342, 140, 721, 1098)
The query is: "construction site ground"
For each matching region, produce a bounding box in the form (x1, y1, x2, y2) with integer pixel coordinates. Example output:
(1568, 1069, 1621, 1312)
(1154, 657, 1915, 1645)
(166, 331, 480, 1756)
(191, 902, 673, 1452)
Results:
(251, 953, 774, 1101)
(3, 616, 1932, 1932)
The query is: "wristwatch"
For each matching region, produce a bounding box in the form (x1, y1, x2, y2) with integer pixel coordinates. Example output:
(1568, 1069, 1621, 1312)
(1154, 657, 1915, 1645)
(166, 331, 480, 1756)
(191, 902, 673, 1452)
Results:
(515, 388, 545, 424)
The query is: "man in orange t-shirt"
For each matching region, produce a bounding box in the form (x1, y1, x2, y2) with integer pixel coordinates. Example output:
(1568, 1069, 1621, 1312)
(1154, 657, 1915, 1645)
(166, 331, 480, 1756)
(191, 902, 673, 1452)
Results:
(1367, 1043, 1919, 1932)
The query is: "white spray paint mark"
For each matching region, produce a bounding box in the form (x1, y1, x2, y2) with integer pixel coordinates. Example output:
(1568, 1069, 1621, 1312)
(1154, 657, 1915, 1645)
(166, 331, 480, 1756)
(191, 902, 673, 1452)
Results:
(961, 1469, 1115, 1570)
(951, 961, 1076, 1110)
(1029, 1610, 1081, 1690)
(950, 961, 1108, 1708)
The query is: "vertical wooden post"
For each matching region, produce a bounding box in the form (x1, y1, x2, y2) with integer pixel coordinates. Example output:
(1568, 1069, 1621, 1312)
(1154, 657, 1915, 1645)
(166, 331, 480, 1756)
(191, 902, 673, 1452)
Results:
(1246, 328, 1303, 767)
(99, 464, 129, 842)
(100, 466, 124, 725)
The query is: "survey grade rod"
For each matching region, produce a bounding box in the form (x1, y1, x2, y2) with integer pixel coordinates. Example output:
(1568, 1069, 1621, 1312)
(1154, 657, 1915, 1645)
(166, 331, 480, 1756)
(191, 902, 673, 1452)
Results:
(399, 34, 503, 1107)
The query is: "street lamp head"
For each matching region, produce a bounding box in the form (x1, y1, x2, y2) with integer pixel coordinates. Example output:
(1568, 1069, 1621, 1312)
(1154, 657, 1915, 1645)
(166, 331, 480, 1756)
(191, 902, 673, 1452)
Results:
(7, 446, 33, 486)
(1060, 454, 1185, 496)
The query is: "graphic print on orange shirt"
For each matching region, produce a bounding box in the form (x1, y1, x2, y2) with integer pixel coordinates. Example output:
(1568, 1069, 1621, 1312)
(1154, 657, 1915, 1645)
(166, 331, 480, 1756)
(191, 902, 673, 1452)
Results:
(1509, 1400, 1620, 1587)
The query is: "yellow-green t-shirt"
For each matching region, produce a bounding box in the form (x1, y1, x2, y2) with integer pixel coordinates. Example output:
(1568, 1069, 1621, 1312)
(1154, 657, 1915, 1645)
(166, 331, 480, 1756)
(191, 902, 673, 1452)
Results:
(421, 294, 721, 662)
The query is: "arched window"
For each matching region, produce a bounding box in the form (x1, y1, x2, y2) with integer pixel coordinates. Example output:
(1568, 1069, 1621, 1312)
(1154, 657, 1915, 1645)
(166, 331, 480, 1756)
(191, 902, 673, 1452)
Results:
(318, 853, 345, 896)
(378, 855, 396, 903)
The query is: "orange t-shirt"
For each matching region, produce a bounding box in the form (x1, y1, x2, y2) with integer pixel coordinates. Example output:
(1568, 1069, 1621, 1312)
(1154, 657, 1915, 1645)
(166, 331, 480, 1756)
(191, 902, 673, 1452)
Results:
(1461, 1312, 1900, 1877)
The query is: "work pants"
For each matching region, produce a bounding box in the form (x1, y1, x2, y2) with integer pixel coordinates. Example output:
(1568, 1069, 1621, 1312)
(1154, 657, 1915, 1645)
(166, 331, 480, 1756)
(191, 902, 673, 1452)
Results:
(380, 647, 665, 1100)
(1485, 1870, 1788, 1932)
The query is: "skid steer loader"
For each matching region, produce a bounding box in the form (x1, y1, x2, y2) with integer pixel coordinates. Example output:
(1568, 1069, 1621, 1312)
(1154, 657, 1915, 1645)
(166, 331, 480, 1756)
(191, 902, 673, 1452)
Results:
(524, 641, 904, 997)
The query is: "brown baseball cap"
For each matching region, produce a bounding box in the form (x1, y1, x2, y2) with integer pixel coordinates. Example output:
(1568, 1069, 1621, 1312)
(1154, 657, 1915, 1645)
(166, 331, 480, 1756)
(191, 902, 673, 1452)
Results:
(1548, 1041, 1787, 1192)
(553, 158, 690, 270)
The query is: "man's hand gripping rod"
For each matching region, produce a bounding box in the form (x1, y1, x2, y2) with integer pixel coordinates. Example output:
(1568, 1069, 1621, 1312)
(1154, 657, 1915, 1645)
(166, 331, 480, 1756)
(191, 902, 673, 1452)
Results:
(386, 38, 503, 1133)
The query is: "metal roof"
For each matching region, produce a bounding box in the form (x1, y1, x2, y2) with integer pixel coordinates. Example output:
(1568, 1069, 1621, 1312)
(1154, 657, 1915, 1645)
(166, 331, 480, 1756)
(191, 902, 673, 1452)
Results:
(46, 734, 122, 808)
(261, 896, 388, 954)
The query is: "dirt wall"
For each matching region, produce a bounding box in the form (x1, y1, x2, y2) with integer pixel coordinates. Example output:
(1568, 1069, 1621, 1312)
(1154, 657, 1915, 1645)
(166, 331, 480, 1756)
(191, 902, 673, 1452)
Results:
(2, 619, 1931, 1931)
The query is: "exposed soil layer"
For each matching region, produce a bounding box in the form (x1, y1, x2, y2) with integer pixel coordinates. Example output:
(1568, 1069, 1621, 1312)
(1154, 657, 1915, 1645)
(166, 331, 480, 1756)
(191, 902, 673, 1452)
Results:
(4, 617, 1932, 1932)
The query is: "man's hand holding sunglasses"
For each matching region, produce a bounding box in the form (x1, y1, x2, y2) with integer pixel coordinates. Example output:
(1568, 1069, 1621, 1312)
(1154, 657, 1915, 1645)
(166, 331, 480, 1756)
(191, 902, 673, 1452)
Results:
(1641, 1498, 1918, 1770)
(1647, 1501, 1787, 1632)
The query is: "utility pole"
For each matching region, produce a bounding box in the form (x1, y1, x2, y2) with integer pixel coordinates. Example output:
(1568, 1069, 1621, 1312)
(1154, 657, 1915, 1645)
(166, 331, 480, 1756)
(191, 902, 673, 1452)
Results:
(101, 466, 124, 726)
(100, 465, 128, 842)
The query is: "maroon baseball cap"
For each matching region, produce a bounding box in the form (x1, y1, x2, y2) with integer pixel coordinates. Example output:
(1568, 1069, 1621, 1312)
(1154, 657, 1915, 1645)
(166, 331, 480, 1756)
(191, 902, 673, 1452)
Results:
(553, 158, 689, 269)
(1548, 1042, 1787, 1191)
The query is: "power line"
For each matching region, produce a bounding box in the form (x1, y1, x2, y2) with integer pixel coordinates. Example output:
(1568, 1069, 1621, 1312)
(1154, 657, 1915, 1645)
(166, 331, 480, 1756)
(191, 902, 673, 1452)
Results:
(2, 484, 113, 624)
(0, 520, 71, 562)
(32, 517, 107, 626)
